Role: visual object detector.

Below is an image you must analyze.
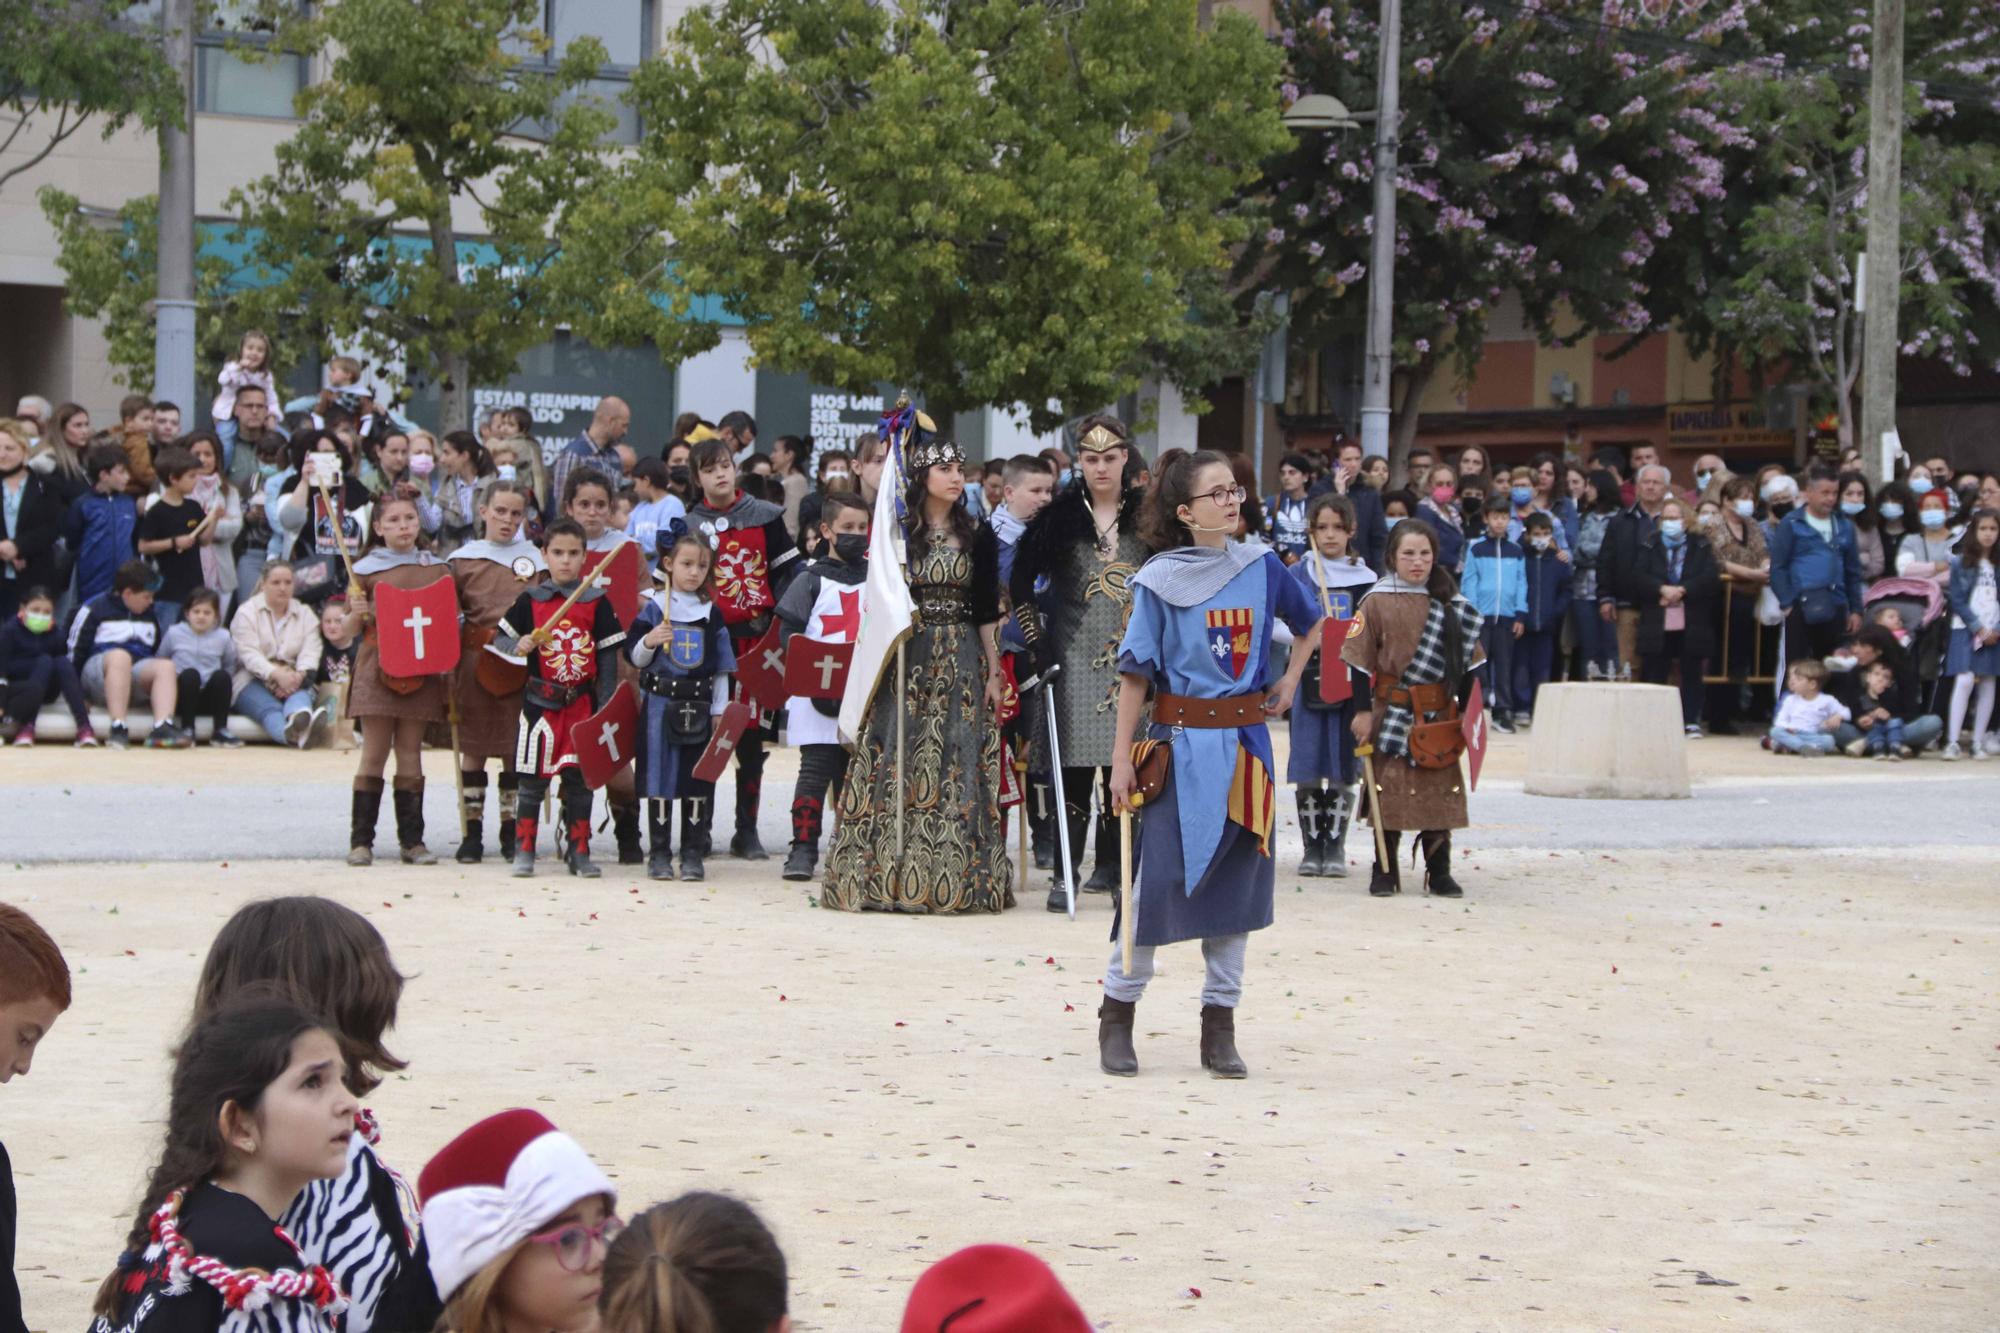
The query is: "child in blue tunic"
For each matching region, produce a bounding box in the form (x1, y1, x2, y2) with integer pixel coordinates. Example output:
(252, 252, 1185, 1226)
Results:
(1283, 494, 1376, 880)
(1103, 450, 1324, 1081)
(628, 535, 736, 882)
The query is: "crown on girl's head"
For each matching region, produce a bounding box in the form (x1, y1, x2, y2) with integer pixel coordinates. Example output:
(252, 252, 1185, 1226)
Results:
(907, 435, 965, 470)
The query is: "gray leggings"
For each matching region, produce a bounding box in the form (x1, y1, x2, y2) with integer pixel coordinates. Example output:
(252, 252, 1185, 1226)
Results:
(1104, 932, 1248, 1008)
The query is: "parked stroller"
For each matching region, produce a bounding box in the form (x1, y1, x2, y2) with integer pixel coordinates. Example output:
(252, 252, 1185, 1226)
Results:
(1862, 575, 1949, 705)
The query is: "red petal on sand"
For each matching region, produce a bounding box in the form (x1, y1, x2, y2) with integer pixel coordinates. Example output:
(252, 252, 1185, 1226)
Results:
(1064, 1004, 1075, 1012)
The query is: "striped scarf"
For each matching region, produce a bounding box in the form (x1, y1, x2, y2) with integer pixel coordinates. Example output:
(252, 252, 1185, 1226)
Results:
(1376, 584, 1483, 760)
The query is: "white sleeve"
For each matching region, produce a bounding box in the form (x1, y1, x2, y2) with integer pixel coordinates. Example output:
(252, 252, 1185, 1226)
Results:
(711, 672, 730, 715)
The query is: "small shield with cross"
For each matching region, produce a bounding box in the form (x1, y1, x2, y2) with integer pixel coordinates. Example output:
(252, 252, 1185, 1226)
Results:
(783, 638, 854, 700)
(735, 622, 789, 713)
(692, 701, 756, 783)
(374, 578, 462, 678)
(575, 682, 639, 789)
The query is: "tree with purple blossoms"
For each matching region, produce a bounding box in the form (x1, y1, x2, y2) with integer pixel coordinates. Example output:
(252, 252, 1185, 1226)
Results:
(1693, 1, 2000, 449)
(1246, 0, 1741, 468)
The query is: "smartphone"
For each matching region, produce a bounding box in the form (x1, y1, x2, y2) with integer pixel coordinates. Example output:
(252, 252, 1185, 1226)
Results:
(305, 454, 343, 486)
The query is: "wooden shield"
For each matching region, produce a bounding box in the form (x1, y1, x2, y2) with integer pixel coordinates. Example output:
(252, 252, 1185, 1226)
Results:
(1318, 617, 1353, 705)
(575, 682, 640, 790)
(735, 622, 788, 713)
(783, 638, 854, 700)
(583, 541, 643, 627)
(1461, 678, 1488, 791)
(374, 578, 462, 678)
(692, 700, 756, 784)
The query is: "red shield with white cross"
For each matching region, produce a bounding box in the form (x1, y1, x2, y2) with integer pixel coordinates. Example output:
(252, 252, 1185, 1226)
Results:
(582, 541, 643, 627)
(575, 682, 639, 789)
(784, 638, 854, 700)
(735, 622, 789, 713)
(374, 578, 462, 678)
(1461, 678, 1488, 791)
(693, 701, 756, 783)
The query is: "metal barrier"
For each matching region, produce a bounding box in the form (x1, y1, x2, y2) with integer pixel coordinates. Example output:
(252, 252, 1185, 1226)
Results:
(1702, 576, 1777, 685)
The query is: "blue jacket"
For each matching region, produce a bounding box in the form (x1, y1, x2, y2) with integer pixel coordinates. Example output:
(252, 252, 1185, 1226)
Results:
(61, 489, 139, 605)
(1767, 507, 1865, 614)
(1461, 535, 1528, 621)
(67, 591, 165, 671)
(1946, 555, 1995, 630)
(1, 616, 66, 678)
(1521, 544, 1574, 633)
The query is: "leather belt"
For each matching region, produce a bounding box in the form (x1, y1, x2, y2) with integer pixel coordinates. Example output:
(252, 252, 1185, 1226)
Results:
(1152, 690, 1267, 728)
(1374, 681, 1452, 713)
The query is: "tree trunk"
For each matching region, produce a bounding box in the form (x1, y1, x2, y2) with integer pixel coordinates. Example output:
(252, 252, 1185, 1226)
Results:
(426, 207, 470, 431)
(1388, 356, 1436, 481)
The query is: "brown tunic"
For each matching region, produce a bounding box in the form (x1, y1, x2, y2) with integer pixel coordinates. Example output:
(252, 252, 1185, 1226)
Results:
(1340, 588, 1484, 832)
(451, 555, 545, 760)
(346, 562, 453, 722)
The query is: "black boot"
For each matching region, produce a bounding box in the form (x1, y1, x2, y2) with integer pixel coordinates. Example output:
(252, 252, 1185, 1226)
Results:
(613, 800, 644, 865)
(782, 795, 821, 882)
(1421, 830, 1464, 897)
(1082, 806, 1120, 894)
(1295, 788, 1325, 877)
(1098, 996, 1138, 1077)
(680, 795, 710, 881)
(647, 803, 675, 881)
(1369, 829, 1402, 897)
(730, 775, 768, 859)
(1324, 784, 1353, 879)
(497, 777, 519, 861)
(347, 780, 384, 867)
(455, 775, 486, 863)
(1029, 778, 1055, 869)
(393, 781, 436, 865)
(1199, 1004, 1247, 1078)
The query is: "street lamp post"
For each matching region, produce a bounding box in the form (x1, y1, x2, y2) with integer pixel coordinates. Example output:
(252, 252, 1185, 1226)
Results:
(1283, 0, 1402, 459)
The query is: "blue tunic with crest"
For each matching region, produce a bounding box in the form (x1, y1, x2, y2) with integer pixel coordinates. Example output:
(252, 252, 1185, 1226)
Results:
(628, 589, 736, 800)
(1117, 547, 1321, 946)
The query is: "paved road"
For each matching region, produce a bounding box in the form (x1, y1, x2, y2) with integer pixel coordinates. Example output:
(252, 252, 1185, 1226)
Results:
(11, 769, 1991, 863)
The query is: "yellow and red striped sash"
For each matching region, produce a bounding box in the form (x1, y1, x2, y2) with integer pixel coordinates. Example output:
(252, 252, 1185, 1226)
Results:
(1225, 746, 1276, 856)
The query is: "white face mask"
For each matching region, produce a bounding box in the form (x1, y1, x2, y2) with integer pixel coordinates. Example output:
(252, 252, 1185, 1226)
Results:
(1732, 499, 1755, 518)
(495, 464, 517, 481)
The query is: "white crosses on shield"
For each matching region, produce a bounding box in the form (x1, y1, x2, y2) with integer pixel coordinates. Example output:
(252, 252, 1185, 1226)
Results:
(809, 651, 843, 692)
(403, 606, 433, 660)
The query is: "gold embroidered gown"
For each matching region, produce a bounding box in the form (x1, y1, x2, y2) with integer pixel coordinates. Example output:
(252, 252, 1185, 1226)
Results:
(823, 529, 1014, 913)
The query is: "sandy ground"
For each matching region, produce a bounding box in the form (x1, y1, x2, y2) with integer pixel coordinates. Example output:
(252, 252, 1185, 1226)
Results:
(3, 738, 1996, 1331)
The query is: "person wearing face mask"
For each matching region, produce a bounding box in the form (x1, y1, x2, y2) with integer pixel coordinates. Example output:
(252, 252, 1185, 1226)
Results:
(1832, 470, 1885, 580)
(1761, 472, 1800, 526)
(1894, 490, 1957, 588)
(1415, 465, 1467, 573)
(1768, 465, 1866, 676)
(1598, 463, 1674, 677)
(1635, 497, 1721, 736)
(1703, 477, 1772, 732)
(1692, 454, 1728, 505)
(1514, 512, 1572, 719)
(1875, 480, 1916, 555)
(1569, 469, 1623, 680)
(0, 422, 64, 621)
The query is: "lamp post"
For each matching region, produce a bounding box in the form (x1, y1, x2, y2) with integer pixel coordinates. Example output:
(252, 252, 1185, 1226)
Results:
(1283, 0, 1402, 459)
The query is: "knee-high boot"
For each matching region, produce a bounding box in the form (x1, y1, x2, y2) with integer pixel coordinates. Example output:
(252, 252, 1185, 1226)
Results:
(1420, 829, 1464, 898)
(784, 794, 823, 882)
(393, 778, 436, 865)
(1369, 828, 1402, 897)
(1083, 801, 1120, 894)
(511, 778, 543, 878)
(680, 790, 712, 881)
(1047, 787, 1090, 912)
(731, 773, 768, 859)
(647, 799, 675, 881)
(455, 771, 487, 863)
(496, 772, 519, 860)
(612, 797, 643, 866)
(564, 779, 600, 878)
(1295, 787, 1326, 877)
(1323, 784, 1354, 879)
(348, 778, 384, 867)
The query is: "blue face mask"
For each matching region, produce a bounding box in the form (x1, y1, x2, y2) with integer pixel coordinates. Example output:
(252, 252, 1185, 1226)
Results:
(1695, 470, 1714, 491)
(1659, 519, 1686, 542)
(1909, 475, 1934, 495)
(1919, 508, 1946, 529)
(1878, 502, 1904, 521)
(1510, 485, 1533, 506)
(1840, 500, 1866, 516)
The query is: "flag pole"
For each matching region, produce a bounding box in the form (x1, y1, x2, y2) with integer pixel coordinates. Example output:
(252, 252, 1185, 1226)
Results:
(895, 641, 906, 862)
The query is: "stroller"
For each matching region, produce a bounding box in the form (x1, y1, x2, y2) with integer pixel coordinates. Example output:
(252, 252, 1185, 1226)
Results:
(1862, 575, 1949, 701)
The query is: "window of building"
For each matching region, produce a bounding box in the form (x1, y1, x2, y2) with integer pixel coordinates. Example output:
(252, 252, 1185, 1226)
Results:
(515, 0, 655, 145)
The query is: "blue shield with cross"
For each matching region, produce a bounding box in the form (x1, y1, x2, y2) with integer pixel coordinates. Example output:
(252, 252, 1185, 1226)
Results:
(669, 626, 706, 670)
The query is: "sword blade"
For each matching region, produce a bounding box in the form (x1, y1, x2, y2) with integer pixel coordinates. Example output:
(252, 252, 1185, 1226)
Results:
(1043, 684, 1076, 920)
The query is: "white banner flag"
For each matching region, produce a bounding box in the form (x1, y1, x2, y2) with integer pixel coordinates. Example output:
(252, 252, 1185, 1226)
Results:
(837, 434, 914, 746)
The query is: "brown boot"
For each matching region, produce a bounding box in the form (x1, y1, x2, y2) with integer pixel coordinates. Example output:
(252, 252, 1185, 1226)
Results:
(1098, 996, 1138, 1077)
(1199, 1004, 1247, 1079)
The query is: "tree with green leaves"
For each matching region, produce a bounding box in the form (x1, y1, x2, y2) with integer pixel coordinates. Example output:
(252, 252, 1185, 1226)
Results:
(1, 0, 181, 197)
(1246, 0, 1744, 468)
(210, 0, 628, 428)
(1687, 2, 2000, 449)
(37, 189, 306, 392)
(554, 0, 1289, 432)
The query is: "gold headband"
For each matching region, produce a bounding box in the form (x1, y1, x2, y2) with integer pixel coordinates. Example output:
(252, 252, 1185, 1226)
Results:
(1078, 424, 1126, 454)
